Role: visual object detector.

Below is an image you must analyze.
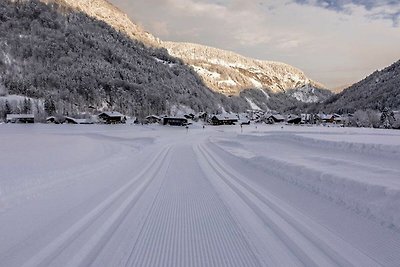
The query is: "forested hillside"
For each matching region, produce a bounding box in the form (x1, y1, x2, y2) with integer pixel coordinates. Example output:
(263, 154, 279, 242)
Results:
(323, 60, 400, 113)
(0, 0, 248, 118)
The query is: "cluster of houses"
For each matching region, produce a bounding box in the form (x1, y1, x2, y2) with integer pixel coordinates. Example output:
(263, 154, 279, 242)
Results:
(5, 111, 127, 124)
(246, 110, 347, 126)
(4, 109, 349, 127)
(144, 113, 243, 126)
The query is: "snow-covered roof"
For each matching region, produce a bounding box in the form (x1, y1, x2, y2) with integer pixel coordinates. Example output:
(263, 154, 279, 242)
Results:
(6, 114, 34, 119)
(65, 117, 93, 124)
(163, 116, 188, 120)
(268, 114, 285, 121)
(99, 111, 124, 117)
(318, 114, 334, 120)
(146, 115, 161, 120)
(212, 114, 238, 121)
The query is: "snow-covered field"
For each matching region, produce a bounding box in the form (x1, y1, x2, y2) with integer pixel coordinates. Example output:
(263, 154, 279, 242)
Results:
(1, 124, 400, 267)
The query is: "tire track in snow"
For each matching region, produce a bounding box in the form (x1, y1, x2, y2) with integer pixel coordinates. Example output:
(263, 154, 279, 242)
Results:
(196, 143, 381, 267)
(125, 145, 261, 267)
(21, 146, 171, 267)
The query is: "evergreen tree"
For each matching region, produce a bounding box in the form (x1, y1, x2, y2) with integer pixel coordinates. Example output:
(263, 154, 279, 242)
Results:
(22, 98, 32, 114)
(380, 107, 395, 129)
(44, 98, 56, 115)
(5, 100, 12, 115)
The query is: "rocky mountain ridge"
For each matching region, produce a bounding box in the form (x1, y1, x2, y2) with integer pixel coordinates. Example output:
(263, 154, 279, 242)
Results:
(162, 42, 326, 98)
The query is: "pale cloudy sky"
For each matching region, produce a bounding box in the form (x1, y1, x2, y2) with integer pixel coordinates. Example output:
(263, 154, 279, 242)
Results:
(108, 0, 400, 88)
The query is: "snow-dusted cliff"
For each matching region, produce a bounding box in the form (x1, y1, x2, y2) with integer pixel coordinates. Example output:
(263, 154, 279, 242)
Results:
(162, 42, 327, 101)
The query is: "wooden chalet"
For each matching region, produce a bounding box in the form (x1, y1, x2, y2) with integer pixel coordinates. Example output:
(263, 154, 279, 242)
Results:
(184, 113, 195, 120)
(210, 114, 238, 125)
(145, 115, 161, 124)
(287, 115, 301, 124)
(265, 114, 285, 124)
(98, 112, 126, 124)
(6, 114, 34, 123)
(64, 117, 93, 124)
(318, 113, 343, 124)
(197, 112, 208, 121)
(162, 117, 188, 126)
(46, 116, 68, 124)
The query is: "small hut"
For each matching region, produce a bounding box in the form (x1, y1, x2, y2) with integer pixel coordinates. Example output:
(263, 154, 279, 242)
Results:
(98, 112, 126, 124)
(210, 114, 238, 125)
(6, 114, 34, 123)
(162, 117, 188, 126)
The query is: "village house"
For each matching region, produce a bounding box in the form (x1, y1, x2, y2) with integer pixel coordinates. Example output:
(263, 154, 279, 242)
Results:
(184, 113, 195, 120)
(98, 112, 126, 124)
(210, 114, 239, 125)
(162, 117, 188, 126)
(64, 116, 94, 124)
(197, 112, 208, 121)
(46, 116, 64, 124)
(318, 113, 344, 124)
(6, 114, 34, 123)
(145, 115, 161, 124)
(287, 115, 302, 124)
(264, 114, 285, 124)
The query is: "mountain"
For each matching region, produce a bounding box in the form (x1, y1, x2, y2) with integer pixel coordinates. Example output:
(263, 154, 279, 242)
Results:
(42, 0, 161, 47)
(0, 0, 248, 119)
(43, 0, 331, 109)
(0, 0, 332, 118)
(163, 42, 323, 95)
(324, 60, 400, 113)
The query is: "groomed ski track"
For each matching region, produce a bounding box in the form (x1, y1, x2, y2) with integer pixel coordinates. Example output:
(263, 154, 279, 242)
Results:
(1, 125, 400, 267)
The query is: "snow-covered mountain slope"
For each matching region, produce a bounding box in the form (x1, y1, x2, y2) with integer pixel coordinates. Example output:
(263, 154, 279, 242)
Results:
(324, 59, 400, 113)
(41, 0, 161, 47)
(162, 42, 330, 103)
(40, 0, 331, 107)
(287, 84, 333, 103)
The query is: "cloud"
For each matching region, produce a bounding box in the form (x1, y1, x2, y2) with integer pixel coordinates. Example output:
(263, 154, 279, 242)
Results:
(293, 0, 400, 25)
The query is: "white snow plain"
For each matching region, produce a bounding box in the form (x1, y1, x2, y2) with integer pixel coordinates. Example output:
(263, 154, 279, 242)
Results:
(0, 124, 400, 267)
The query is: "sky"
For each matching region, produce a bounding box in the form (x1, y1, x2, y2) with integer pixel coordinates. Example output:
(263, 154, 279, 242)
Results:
(108, 0, 400, 89)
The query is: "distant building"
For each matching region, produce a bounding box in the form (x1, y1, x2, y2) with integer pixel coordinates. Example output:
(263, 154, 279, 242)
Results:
(162, 117, 188, 126)
(317, 113, 343, 124)
(197, 112, 208, 121)
(184, 113, 195, 120)
(145, 115, 161, 124)
(6, 114, 34, 123)
(265, 114, 285, 124)
(210, 114, 238, 125)
(98, 112, 126, 124)
(287, 115, 301, 124)
(46, 116, 60, 124)
(64, 117, 94, 124)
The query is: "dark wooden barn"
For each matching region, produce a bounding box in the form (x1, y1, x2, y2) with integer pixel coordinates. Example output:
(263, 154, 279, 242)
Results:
(162, 117, 188, 126)
(6, 114, 34, 123)
(210, 114, 238, 125)
(98, 112, 126, 124)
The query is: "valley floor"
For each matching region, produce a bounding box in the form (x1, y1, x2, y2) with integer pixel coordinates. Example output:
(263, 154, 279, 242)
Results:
(0, 124, 400, 266)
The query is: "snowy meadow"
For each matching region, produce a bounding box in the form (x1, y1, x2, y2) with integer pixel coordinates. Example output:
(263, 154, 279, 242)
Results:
(1, 124, 400, 267)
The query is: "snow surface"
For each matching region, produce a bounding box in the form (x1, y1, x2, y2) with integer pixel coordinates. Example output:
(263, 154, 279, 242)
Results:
(1, 124, 400, 267)
(0, 94, 35, 102)
(245, 97, 262, 110)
